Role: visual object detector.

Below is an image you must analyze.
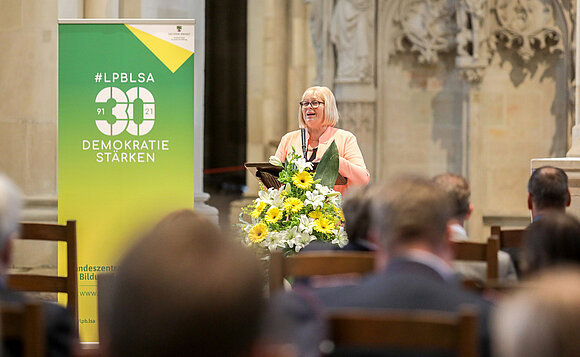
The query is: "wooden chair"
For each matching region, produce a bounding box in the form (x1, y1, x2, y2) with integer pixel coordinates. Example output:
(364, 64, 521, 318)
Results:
(1, 301, 45, 357)
(452, 236, 500, 282)
(490, 226, 525, 250)
(328, 307, 478, 357)
(8, 220, 78, 334)
(73, 344, 101, 357)
(268, 251, 375, 294)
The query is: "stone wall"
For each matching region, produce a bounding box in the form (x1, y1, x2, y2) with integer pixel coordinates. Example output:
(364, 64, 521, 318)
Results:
(246, 0, 575, 241)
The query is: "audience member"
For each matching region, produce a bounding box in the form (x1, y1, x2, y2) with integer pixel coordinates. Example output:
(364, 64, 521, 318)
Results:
(527, 166, 570, 220)
(340, 184, 379, 251)
(107, 209, 267, 357)
(0, 174, 73, 357)
(265, 176, 492, 357)
(432, 173, 517, 283)
(504, 166, 572, 275)
(493, 267, 580, 357)
(523, 212, 580, 276)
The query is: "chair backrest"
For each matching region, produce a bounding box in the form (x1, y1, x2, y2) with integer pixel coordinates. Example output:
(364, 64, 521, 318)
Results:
(8, 220, 78, 334)
(452, 236, 500, 280)
(269, 251, 375, 294)
(328, 307, 478, 357)
(490, 226, 526, 249)
(1, 301, 45, 357)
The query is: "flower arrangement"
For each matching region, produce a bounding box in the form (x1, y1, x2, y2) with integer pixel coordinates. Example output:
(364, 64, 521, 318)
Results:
(240, 146, 348, 254)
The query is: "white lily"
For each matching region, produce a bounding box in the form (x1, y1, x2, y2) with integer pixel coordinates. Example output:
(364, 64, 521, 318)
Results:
(258, 186, 285, 208)
(264, 232, 283, 251)
(331, 227, 349, 248)
(268, 155, 283, 167)
(280, 227, 299, 249)
(294, 156, 313, 172)
(327, 193, 342, 207)
(298, 215, 315, 234)
(293, 233, 316, 252)
(315, 183, 332, 196)
(305, 190, 325, 209)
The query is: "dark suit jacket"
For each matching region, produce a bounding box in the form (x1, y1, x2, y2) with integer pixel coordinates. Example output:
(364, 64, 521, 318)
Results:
(265, 258, 492, 357)
(0, 286, 74, 357)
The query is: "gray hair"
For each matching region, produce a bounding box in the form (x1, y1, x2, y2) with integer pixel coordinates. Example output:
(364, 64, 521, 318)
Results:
(0, 174, 22, 248)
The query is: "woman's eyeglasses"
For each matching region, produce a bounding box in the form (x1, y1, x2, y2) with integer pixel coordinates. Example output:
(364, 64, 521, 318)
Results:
(300, 100, 324, 108)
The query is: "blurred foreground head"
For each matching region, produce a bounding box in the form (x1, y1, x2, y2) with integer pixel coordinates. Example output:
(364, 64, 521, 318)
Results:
(0, 174, 21, 266)
(109, 209, 265, 357)
(493, 267, 580, 357)
(371, 176, 453, 256)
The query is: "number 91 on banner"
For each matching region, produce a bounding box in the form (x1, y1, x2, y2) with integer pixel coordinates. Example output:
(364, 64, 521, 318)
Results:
(95, 86, 155, 137)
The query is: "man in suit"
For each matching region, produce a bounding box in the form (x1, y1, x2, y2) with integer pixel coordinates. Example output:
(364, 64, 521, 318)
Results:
(0, 174, 73, 357)
(265, 177, 492, 357)
(527, 165, 570, 220)
(503, 166, 573, 275)
(432, 173, 517, 283)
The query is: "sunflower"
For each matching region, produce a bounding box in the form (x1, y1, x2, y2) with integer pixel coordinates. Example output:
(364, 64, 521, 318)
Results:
(251, 202, 267, 218)
(265, 206, 283, 224)
(308, 210, 323, 220)
(284, 197, 304, 213)
(314, 217, 335, 234)
(292, 171, 313, 189)
(248, 223, 268, 243)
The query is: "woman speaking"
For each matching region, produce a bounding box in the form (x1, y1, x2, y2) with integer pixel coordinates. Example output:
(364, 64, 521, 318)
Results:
(275, 86, 370, 194)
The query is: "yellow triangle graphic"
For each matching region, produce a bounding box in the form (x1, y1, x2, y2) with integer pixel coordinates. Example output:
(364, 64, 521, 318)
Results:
(126, 24, 193, 73)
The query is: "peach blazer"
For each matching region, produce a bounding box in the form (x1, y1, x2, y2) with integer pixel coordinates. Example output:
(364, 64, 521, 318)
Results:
(275, 127, 370, 194)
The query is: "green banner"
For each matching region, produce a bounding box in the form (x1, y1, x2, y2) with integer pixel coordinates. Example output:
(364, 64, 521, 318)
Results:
(58, 21, 195, 342)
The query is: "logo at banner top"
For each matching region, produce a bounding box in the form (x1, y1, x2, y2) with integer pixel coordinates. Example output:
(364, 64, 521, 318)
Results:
(95, 87, 156, 136)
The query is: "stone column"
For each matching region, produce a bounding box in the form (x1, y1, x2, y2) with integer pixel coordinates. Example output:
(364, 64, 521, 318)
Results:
(0, 0, 60, 278)
(246, 0, 289, 194)
(84, 0, 119, 18)
(287, 0, 311, 130)
(568, 0, 580, 156)
(140, 0, 218, 223)
(119, 0, 141, 18)
(0, 0, 59, 221)
(191, 1, 219, 223)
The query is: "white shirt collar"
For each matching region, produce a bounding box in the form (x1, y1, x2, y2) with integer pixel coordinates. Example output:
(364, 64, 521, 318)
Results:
(402, 248, 456, 282)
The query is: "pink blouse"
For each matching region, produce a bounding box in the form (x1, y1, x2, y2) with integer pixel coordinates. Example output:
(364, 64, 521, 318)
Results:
(275, 127, 370, 194)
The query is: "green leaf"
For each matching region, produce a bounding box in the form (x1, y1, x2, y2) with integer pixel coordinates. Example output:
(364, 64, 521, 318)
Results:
(314, 141, 339, 188)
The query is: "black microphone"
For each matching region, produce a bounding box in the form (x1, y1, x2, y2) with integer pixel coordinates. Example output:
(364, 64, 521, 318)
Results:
(301, 128, 307, 158)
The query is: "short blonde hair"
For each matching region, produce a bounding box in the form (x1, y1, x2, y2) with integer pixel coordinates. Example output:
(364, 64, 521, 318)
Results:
(298, 86, 339, 128)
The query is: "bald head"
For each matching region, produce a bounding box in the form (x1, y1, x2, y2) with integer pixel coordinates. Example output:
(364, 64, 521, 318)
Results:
(528, 166, 570, 216)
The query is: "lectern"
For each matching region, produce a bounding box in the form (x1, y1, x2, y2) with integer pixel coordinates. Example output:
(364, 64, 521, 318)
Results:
(245, 162, 347, 189)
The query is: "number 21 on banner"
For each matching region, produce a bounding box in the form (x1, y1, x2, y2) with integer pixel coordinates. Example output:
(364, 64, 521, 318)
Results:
(95, 87, 155, 136)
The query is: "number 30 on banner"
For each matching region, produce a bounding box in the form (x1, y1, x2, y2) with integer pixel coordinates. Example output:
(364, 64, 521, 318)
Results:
(95, 87, 155, 136)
